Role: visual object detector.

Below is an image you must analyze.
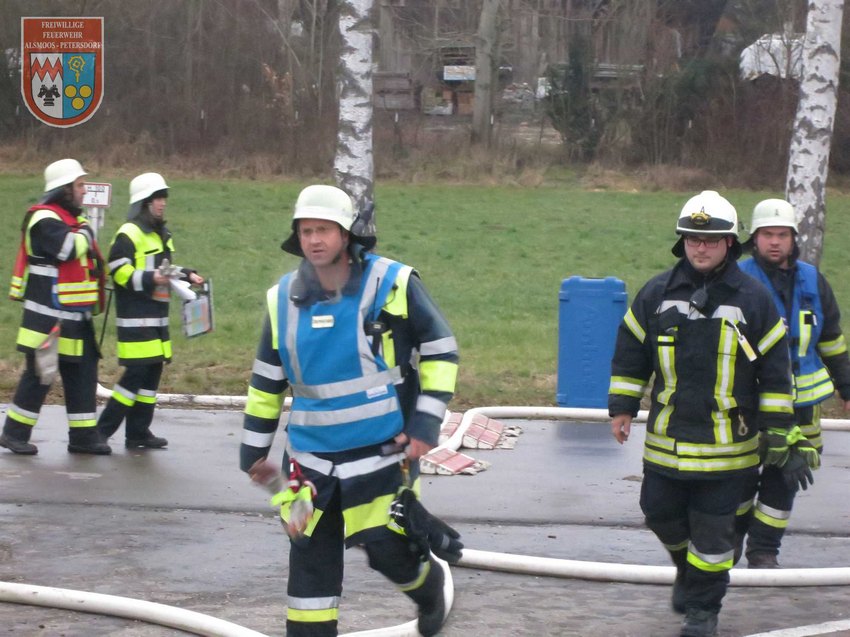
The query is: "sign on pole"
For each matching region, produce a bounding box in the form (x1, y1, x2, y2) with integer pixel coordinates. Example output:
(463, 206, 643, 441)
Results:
(82, 182, 112, 238)
(20, 17, 104, 127)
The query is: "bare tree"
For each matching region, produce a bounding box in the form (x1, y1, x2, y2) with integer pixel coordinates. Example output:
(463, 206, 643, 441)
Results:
(334, 0, 376, 237)
(472, 0, 503, 145)
(785, 0, 844, 266)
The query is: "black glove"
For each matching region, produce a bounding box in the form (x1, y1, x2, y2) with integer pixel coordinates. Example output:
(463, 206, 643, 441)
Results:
(782, 449, 814, 492)
(390, 488, 464, 564)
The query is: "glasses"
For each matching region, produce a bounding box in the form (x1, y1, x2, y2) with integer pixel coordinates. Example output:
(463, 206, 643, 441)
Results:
(684, 236, 722, 248)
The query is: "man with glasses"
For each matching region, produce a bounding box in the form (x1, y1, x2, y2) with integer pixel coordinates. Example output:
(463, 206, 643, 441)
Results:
(609, 191, 809, 637)
(735, 199, 850, 569)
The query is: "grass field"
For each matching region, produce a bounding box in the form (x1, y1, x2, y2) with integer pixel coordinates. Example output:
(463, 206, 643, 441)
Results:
(2, 173, 850, 412)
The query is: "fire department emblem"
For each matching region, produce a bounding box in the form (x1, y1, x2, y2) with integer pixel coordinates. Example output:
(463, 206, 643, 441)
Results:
(690, 207, 711, 225)
(21, 17, 104, 128)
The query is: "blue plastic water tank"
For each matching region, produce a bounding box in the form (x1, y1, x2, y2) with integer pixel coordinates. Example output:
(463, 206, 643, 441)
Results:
(557, 276, 627, 408)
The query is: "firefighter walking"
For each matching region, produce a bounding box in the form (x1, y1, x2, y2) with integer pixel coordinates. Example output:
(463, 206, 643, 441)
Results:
(735, 199, 850, 568)
(608, 191, 814, 637)
(240, 185, 461, 637)
(97, 173, 204, 449)
(2, 158, 110, 456)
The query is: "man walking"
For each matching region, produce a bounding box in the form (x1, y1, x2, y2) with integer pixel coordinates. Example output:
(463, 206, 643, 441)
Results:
(609, 191, 810, 637)
(240, 185, 460, 637)
(736, 198, 850, 568)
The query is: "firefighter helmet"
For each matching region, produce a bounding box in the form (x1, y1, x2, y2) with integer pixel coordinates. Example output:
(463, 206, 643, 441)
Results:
(44, 158, 87, 192)
(675, 190, 739, 237)
(281, 185, 375, 255)
(129, 172, 169, 205)
(749, 198, 798, 234)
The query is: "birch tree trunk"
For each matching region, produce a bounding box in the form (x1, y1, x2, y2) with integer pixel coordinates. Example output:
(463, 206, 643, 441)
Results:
(785, 0, 844, 266)
(334, 0, 376, 238)
(472, 0, 502, 145)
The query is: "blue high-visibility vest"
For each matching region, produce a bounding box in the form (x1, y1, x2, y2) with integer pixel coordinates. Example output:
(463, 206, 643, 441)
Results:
(275, 253, 408, 452)
(740, 257, 833, 406)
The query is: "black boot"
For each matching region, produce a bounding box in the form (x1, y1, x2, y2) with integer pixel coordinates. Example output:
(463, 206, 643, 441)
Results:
(125, 431, 168, 449)
(0, 420, 38, 455)
(68, 427, 112, 455)
(747, 552, 779, 569)
(125, 402, 166, 449)
(680, 608, 718, 637)
(404, 558, 449, 637)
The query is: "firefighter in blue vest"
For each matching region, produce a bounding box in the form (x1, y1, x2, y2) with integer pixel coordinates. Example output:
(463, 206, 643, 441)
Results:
(2, 159, 110, 455)
(240, 185, 461, 637)
(97, 173, 204, 449)
(609, 191, 811, 637)
(736, 199, 850, 568)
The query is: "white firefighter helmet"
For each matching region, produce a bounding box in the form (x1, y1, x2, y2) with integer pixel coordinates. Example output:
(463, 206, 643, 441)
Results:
(44, 158, 87, 192)
(293, 185, 356, 230)
(281, 185, 374, 256)
(129, 172, 169, 205)
(675, 190, 739, 237)
(750, 198, 798, 234)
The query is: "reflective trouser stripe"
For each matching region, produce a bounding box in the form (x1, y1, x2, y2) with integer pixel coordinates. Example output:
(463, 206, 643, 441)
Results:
(111, 384, 137, 407)
(7, 406, 39, 427)
(286, 596, 340, 623)
(68, 412, 97, 429)
(687, 544, 734, 572)
(754, 503, 791, 529)
(136, 388, 157, 405)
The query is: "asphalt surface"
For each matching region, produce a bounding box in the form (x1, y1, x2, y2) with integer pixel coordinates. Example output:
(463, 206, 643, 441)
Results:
(2, 404, 850, 636)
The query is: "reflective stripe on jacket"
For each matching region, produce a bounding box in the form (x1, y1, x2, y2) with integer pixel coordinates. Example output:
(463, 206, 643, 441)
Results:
(609, 259, 794, 478)
(271, 254, 409, 452)
(739, 258, 833, 406)
(108, 220, 176, 365)
(12, 204, 103, 360)
(10, 205, 103, 310)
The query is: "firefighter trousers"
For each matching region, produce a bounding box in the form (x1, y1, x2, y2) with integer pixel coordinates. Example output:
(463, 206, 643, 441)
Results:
(736, 465, 796, 560)
(641, 468, 751, 612)
(97, 362, 164, 441)
(284, 454, 441, 637)
(737, 406, 821, 561)
(3, 321, 99, 442)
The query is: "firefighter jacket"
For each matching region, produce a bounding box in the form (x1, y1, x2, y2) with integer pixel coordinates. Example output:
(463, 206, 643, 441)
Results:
(107, 217, 191, 366)
(739, 256, 850, 407)
(609, 258, 795, 478)
(240, 249, 459, 470)
(10, 203, 105, 361)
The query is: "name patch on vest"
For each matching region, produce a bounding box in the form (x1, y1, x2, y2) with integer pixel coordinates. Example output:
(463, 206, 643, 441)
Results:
(312, 315, 334, 329)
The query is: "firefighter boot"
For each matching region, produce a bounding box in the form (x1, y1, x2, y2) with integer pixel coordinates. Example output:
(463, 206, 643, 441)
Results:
(680, 608, 718, 637)
(125, 402, 167, 449)
(0, 420, 38, 455)
(747, 552, 779, 569)
(404, 558, 448, 637)
(68, 427, 112, 455)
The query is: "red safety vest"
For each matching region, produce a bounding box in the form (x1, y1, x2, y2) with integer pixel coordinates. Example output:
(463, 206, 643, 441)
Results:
(9, 204, 106, 313)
